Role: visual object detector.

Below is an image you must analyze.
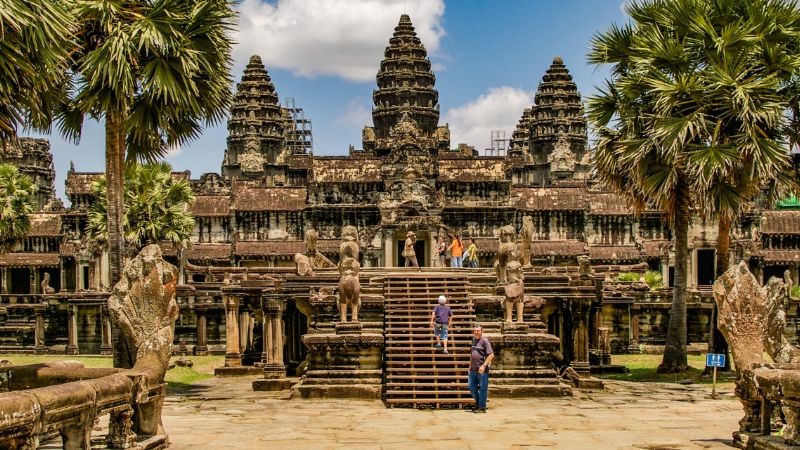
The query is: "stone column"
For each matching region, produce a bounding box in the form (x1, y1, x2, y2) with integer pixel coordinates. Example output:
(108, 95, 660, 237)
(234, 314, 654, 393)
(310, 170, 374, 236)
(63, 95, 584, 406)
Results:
(59, 259, 66, 292)
(383, 231, 394, 268)
(0, 267, 6, 294)
(570, 304, 591, 376)
(223, 296, 241, 367)
(628, 304, 640, 354)
(88, 261, 96, 290)
(66, 305, 79, 355)
(194, 309, 208, 356)
(29, 270, 36, 294)
(262, 297, 285, 379)
(100, 305, 112, 355)
(239, 310, 250, 353)
(34, 307, 46, 354)
(76, 263, 84, 291)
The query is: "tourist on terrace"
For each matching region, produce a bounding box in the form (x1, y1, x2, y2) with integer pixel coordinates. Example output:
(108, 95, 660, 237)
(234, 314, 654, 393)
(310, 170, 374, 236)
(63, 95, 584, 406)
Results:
(436, 235, 447, 267)
(449, 234, 464, 267)
(403, 231, 419, 269)
(469, 323, 494, 413)
(430, 295, 453, 354)
(466, 238, 479, 268)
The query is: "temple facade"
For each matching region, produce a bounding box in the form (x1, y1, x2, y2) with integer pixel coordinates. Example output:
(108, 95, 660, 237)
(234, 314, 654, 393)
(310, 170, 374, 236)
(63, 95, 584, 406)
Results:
(0, 15, 798, 375)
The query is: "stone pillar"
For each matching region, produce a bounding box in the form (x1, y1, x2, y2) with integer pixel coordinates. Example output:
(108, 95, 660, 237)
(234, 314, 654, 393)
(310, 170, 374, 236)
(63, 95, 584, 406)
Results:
(384, 231, 394, 268)
(0, 267, 6, 294)
(34, 307, 46, 354)
(194, 309, 208, 355)
(76, 263, 84, 291)
(66, 305, 79, 355)
(59, 259, 66, 292)
(591, 305, 603, 349)
(100, 305, 112, 355)
(687, 247, 696, 289)
(88, 261, 96, 290)
(262, 297, 285, 379)
(628, 304, 640, 354)
(29, 270, 35, 294)
(570, 305, 591, 376)
(223, 296, 241, 367)
(239, 310, 250, 353)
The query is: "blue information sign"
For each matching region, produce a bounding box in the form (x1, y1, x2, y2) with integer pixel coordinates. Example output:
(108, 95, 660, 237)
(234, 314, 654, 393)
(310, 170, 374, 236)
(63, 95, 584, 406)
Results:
(706, 353, 725, 368)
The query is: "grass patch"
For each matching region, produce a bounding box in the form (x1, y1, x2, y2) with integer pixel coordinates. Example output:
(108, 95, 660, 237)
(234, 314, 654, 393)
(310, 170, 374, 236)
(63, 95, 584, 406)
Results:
(599, 354, 736, 384)
(0, 354, 224, 393)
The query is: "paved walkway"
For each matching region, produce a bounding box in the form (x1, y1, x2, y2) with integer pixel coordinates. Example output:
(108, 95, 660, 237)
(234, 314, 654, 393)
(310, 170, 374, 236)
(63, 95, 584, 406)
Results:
(162, 378, 741, 450)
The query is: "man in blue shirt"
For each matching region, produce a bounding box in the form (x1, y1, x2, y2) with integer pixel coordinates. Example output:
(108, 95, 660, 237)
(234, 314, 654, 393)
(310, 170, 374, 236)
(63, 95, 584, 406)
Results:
(430, 295, 453, 354)
(469, 323, 494, 413)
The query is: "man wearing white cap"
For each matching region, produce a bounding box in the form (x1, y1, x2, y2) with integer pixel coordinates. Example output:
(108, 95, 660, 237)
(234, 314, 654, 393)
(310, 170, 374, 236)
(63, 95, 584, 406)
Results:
(430, 295, 453, 354)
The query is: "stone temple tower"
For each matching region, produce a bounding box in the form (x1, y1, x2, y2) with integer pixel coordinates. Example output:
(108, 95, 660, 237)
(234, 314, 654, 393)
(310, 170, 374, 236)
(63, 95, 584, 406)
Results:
(222, 55, 288, 179)
(0, 138, 61, 210)
(507, 57, 591, 185)
(364, 14, 449, 155)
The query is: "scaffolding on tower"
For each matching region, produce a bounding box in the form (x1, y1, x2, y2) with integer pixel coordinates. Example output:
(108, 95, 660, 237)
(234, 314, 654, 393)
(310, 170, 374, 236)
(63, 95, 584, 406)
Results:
(483, 130, 508, 157)
(283, 97, 313, 155)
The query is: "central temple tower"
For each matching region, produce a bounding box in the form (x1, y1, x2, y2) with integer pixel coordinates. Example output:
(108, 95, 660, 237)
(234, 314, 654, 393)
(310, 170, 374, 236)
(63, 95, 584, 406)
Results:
(363, 14, 449, 155)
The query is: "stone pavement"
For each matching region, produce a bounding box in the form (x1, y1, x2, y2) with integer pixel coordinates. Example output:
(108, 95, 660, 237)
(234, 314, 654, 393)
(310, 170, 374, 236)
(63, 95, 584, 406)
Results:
(161, 377, 742, 450)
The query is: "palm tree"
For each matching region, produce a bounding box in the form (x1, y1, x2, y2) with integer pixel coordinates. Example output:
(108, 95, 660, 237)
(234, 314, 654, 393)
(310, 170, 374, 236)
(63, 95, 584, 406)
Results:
(59, 0, 235, 367)
(588, 0, 800, 373)
(0, 0, 73, 141)
(61, 0, 234, 287)
(87, 162, 195, 255)
(0, 164, 36, 251)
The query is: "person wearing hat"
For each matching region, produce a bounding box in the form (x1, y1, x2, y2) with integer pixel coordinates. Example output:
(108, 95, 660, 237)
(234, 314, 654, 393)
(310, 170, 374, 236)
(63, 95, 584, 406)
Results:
(430, 295, 453, 354)
(403, 230, 420, 269)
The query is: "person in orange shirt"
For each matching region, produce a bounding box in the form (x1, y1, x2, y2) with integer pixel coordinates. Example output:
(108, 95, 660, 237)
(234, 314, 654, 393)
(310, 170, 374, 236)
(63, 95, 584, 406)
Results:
(448, 234, 464, 268)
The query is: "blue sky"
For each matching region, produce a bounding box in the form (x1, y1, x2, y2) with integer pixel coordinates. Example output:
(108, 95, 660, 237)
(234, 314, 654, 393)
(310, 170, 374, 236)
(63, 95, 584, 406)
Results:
(29, 0, 627, 200)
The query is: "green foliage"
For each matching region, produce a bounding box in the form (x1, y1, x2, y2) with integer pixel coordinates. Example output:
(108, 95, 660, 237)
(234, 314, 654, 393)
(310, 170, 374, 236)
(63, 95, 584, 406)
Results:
(0, 0, 73, 140)
(0, 164, 36, 251)
(644, 270, 664, 290)
(791, 285, 800, 299)
(588, 0, 800, 222)
(88, 162, 194, 253)
(616, 272, 640, 282)
(61, 0, 237, 161)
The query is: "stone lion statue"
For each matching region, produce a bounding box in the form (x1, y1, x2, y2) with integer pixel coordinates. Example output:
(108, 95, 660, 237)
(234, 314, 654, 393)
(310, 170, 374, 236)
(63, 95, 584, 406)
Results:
(339, 225, 360, 274)
(503, 260, 525, 323)
(338, 257, 361, 322)
(496, 225, 518, 284)
(40, 272, 56, 295)
(294, 253, 315, 277)
(304, 228, 318, 253)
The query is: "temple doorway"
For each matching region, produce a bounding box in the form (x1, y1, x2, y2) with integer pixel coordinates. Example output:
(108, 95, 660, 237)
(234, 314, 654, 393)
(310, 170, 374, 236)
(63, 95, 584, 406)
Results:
(9, 268, 30, 294)
(764, 265, 789, 284)
(396, 239, 425, 267)
(696, 249, 715, 286)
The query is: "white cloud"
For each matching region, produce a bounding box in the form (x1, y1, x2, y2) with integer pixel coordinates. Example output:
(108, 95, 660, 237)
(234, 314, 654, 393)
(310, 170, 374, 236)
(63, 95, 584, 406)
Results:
(166, 143, 182, 159)
(443, 87, 534, 151)
(234, 0, 446, 82)
(336, 97, 372, 128)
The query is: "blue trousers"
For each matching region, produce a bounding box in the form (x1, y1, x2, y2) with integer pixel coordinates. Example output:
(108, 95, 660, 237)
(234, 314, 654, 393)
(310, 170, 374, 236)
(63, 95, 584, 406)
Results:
(468, 371, 489, 408)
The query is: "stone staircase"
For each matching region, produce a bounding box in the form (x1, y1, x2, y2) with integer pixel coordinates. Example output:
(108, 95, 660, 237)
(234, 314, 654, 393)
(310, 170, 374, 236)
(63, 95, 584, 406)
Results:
(383, 273, 476, 408)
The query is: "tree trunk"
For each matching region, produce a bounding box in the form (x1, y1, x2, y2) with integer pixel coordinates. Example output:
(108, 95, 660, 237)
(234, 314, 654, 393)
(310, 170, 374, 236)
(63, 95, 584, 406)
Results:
(658, 179, 689, 374)
(107, 110, 133, 369)
(710, 214, 732, 370)
(716, 215, 731, 277)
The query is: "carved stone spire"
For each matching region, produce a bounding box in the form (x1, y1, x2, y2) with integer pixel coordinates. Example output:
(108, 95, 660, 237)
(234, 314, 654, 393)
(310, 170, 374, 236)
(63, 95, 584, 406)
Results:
(223, 55, 287, 179)
(508, 107, 532, 160)
(371, 14, 439, 141)
(528, 57, 588, 169)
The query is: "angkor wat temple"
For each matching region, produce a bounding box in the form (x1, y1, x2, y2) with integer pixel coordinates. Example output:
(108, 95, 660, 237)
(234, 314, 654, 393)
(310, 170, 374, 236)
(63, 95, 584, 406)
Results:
(1, 16, 798, 396)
